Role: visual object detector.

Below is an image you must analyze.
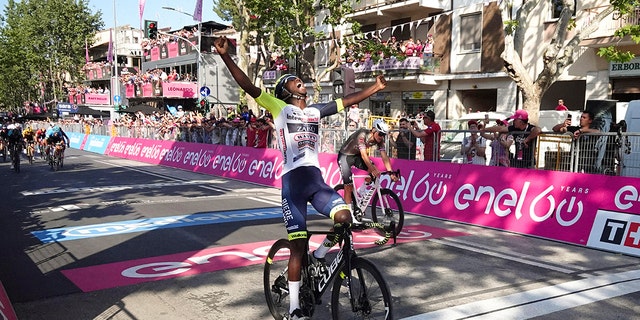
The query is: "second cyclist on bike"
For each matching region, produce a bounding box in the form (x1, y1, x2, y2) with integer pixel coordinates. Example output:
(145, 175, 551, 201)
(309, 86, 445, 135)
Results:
(337, 119, 399, 210)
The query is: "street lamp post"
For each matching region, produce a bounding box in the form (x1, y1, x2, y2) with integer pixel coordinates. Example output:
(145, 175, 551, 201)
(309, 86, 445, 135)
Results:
(161, 6, 202, 101)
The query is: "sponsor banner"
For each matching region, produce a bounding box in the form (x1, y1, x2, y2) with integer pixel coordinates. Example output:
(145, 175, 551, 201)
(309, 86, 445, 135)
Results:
(84, 93, 110, 105)
(162, 82, 197, 98)
(66, 132, 85, 150)
(0, 281, 18, 320)
(82, 135, 111, 154)
(105, 138, 286, 187)
(62, 225, 467, 292)
(587, 210, 640, 256)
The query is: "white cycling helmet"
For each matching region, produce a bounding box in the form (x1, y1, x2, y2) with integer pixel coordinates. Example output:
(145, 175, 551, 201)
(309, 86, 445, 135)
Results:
(372, 119, 389, 135)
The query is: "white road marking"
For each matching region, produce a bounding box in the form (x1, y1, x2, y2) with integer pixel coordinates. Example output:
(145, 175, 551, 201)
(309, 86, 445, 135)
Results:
(430, 238, 579, 274)
(401, 270, 640, 320)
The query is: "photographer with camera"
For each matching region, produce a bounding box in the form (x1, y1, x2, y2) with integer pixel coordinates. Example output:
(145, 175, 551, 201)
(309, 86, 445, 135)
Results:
(393, 118, 418, 160)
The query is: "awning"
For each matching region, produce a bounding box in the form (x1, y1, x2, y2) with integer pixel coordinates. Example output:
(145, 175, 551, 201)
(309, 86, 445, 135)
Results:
(75, 106, 110, 116)
(121, 104, 161, 114)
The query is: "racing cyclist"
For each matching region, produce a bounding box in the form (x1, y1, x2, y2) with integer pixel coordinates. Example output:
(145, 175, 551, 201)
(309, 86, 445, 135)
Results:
(337, 119, 398, 210)
(22, 126, 37, 157)
(215, 36, 387, 320)
(45, 124, 70, 161)
(6, 123, 24, 168)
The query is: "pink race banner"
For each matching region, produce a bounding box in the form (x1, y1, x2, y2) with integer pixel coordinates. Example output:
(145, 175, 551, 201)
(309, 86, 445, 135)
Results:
(167, 42, 179, 58)
(142, 83, 153, 97)
(84, 93, 110, 105)
(125, 84, 135, 97)
(150, 47, 160, 61)
(162, 82, 197, 98)
(101, 137, 640, 257)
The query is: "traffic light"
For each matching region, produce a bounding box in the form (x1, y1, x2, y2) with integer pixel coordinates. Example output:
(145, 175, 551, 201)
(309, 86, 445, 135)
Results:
(145, 20, 158, 39)
(199, 99, 206, 109)
(332, 66, 355, 98)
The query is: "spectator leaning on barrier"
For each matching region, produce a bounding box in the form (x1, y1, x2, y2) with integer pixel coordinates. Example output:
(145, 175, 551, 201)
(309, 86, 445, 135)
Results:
(552, 110, 600, 139)
(482, 109, 541, 169)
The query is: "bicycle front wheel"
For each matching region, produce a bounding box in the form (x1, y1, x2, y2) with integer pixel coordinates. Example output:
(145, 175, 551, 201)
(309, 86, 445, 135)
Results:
(264, 239, 291, 320)
(331, 257, 393, 320)
(13, 150, 20, 173)
(370, 189, 404, 236)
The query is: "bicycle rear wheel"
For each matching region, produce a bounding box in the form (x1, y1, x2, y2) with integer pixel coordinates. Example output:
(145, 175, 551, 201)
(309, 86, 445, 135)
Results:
(371, 189, 404, 236)
(264, 239, 291, 320)
(13, 148, 20, 173)
(331, 257, 393, 320)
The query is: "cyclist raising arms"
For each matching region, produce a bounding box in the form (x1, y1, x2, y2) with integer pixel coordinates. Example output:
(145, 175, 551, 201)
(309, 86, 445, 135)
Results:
(338, 119, 398, 208)
(215, 36, 387, 320)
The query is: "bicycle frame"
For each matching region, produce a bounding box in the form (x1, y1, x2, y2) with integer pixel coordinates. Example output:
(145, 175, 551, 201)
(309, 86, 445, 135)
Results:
(304, 229, 355, 300)
(350, 171, 398, 222)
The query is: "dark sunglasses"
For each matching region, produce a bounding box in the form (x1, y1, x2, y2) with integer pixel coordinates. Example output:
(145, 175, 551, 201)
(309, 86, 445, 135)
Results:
(377, 131, 386, 137)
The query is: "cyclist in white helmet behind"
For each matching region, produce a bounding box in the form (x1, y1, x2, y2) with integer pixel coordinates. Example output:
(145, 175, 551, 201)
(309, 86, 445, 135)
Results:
(337, 118, 398, 208)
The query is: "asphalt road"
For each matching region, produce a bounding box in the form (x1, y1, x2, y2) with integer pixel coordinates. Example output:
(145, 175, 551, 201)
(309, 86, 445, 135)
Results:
(1, 148, 639, 320)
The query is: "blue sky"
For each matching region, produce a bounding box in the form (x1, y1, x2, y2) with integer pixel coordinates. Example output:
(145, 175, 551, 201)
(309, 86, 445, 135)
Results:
(0, 0, 229, 31)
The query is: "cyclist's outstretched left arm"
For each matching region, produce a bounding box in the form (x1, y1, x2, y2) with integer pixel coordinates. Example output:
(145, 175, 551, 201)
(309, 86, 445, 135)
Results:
(379, 150, 399, 181)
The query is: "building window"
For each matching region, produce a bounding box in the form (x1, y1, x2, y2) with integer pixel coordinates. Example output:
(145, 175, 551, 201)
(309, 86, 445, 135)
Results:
(460, 13, 481, 52)
(551, 0, 576, 19)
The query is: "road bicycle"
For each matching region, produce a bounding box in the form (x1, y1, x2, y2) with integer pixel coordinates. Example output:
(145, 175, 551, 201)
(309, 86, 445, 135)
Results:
(0, 138, 6, 162)
(38, 140, 46, 160)
(333, 170, 404, 237)
(10, 142, 21, 173)
(264, 222, 394, 320)
(48, 142, 64, 171)
(25, 140, 35, 164)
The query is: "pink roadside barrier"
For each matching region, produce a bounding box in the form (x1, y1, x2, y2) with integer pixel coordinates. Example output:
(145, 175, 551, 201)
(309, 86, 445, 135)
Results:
(102, 137, 640, 258)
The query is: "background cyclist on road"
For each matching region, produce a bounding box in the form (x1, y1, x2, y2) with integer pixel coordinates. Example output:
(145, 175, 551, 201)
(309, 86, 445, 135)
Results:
(22, 126, 36, 149)
(338, 119, 398, 209)
(215, 36, 387, 320)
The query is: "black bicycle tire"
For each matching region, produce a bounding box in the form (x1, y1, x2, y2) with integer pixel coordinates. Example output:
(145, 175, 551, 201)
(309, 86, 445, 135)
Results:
(330, 257, 393, 320)
(370, 189, 404, 236)
(13, 148, 20, 173)
(264, 238, 291, 320)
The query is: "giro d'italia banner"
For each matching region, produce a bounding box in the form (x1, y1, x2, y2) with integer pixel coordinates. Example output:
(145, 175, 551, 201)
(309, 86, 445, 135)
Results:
(67, 134, 640, 258)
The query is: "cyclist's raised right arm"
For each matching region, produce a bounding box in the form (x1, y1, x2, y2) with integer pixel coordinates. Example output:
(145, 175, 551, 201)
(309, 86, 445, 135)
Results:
(215, 36, 261, 99)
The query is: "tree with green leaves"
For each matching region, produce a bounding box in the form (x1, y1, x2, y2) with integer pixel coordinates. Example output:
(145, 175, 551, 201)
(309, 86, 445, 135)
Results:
(501, 0, 640, 122)
(214, 0, 357, 103)
(0, 0, 102, 112)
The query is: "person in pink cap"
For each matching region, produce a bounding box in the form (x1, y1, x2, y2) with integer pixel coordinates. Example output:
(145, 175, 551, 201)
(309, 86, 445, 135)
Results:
(481, 109, 541, 168)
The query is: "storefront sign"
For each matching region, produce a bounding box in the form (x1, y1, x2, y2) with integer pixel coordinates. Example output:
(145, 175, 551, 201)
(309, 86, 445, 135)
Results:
(610, 57, 640, 77)
(403, 91, 435, 100)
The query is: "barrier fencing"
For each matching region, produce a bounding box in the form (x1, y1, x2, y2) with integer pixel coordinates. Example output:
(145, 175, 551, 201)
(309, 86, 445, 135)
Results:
(60, 122, 640, 178)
